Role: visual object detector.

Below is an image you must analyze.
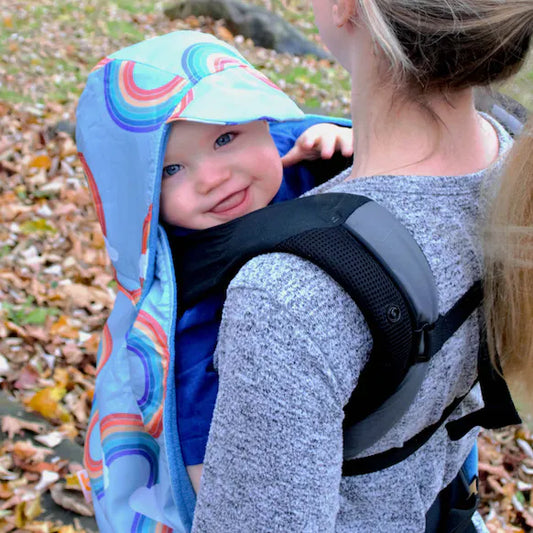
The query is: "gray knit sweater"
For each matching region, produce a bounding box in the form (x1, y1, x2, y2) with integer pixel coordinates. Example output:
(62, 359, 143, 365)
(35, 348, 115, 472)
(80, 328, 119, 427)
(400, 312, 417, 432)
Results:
(191, 116, 512, 533)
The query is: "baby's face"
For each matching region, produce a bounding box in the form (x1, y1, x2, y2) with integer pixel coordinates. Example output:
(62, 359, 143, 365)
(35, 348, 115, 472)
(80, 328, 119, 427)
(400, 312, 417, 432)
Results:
(160, 120, 283, 229)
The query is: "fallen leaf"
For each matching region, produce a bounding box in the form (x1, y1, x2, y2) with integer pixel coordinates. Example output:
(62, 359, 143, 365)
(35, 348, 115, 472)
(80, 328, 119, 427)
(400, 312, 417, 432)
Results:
(34, 470, 60, 492)
(216, 25, 234, 42)
(28, 155, 52, 170)
(1, 416, 45, 439)
(50, 484, 94, 516)
(14, 495, 42, 527)
(13, 365, 41, 390)
(49, 315, 79, 340)
(25, 386, 68, 421)
(34, 431, 64, 448)
(12, 441, 51, 463)
(57, 282, 113, 308)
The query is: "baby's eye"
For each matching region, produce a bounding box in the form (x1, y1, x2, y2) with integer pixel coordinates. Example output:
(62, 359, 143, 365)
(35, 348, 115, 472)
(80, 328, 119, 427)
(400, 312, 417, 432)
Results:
(215, 132, 235, 148)
(162, 163, 183, 177)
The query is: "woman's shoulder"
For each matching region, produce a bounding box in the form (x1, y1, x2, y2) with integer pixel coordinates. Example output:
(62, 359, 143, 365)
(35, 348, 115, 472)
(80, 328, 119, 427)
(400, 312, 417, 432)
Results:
(229, 251, 358, 322)
(223, 251, 372, 401)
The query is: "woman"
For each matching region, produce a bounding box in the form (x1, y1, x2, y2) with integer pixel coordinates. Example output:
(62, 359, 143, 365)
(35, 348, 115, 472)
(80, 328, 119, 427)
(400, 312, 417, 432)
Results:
(191, 1, 533, 531)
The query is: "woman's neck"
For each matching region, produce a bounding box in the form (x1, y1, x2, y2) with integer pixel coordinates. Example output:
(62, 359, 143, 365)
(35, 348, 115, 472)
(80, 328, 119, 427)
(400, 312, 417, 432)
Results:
(348, 84, 499, 179)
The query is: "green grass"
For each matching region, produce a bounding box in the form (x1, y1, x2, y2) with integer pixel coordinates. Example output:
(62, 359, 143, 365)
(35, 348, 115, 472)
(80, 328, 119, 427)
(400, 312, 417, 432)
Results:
(0, 89, 33, 104)
(2, 297, 60, 326)
(106, 20, 145, 42)
(114, 0, 159, 15)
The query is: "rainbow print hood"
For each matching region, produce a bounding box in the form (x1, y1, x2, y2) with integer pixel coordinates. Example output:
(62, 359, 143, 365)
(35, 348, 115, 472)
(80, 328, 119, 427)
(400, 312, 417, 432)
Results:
(76, 30, 305, 532)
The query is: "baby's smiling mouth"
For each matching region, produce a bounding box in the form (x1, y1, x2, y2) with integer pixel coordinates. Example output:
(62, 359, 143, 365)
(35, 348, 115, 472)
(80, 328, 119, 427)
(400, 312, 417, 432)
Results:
(210, 188, 248, 214)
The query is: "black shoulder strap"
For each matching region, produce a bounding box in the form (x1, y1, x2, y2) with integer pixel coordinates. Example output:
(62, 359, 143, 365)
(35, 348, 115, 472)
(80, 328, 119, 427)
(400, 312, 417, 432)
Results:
(170, 192, 437, 452)
(343, 282, 521, 475)
(167, 193, 521, 475)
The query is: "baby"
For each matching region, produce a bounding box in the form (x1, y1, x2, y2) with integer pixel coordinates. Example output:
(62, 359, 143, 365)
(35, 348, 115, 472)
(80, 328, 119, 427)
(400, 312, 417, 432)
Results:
(161, 120, 352, 229)
(164, 118, 352, 493)
(76, 29, 352, 523)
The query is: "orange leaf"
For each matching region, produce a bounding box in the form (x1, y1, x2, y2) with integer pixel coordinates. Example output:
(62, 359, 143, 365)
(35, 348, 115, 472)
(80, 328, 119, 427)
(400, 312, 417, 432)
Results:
(216, 26, 234, 42)
(50, 315, 79, 340)
(3, 15, 13, 28)
(29, 155, 52, 170)
(26, 386, 66, 420)
(53, 367, 71, 389)
(82, 333, 100, 354)
(12, 440, 50, 461)
(0, 191, 17, 205)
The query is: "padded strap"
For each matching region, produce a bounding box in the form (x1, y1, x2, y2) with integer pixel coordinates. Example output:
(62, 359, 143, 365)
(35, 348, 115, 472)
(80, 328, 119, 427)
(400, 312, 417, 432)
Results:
(171, 193, 370, 310)
(342, 281, 521, 475)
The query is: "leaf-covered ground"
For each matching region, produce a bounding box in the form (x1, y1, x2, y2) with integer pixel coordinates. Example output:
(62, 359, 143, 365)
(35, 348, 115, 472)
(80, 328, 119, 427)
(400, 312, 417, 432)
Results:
(0, 1, 532, 531)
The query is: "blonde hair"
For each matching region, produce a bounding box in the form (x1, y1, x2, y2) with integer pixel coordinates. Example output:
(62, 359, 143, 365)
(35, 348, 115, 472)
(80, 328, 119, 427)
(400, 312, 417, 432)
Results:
(356, 0, 533, 92)
(484, 120, 533, 413)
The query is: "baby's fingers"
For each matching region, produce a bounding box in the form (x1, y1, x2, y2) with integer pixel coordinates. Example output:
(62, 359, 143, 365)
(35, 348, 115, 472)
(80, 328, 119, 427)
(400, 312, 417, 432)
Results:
(316, 135, 336, 160)
(281, 144, 306, 167)
(338, 129, 354, 157)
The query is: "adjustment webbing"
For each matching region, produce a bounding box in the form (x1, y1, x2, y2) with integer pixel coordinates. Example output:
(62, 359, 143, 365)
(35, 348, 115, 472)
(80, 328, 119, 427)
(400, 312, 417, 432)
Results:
(342, 391, 470, 476)
(446, 339, 521, 440)
(421, 281, 482, 361)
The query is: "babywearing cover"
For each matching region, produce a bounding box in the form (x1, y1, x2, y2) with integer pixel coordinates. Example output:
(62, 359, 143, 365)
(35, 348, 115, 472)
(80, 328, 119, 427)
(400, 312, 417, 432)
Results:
(75, 30, 314, 532)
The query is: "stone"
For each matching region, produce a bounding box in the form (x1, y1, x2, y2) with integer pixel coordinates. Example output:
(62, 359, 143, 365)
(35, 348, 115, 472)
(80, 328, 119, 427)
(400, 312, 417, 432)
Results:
(164, 0, 331, 59)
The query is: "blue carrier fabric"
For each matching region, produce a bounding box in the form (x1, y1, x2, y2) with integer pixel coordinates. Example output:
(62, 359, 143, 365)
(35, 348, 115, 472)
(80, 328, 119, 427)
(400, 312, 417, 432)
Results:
(76, 30, 349, 531)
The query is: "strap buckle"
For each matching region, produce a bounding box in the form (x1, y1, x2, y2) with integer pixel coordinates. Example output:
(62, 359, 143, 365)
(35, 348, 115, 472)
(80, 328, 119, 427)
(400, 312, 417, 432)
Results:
(414, 322, 434, 362)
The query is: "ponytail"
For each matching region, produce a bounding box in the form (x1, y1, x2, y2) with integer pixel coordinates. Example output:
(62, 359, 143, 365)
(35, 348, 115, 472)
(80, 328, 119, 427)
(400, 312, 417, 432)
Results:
(484, 119, 533, 413)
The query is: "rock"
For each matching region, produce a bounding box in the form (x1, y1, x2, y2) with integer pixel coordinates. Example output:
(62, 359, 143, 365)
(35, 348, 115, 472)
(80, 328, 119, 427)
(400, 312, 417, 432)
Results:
(164, 0, 331, 59)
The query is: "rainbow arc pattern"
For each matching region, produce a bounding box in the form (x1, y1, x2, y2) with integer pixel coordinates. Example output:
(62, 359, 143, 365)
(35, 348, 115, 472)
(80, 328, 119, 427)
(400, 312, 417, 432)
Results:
(101, 42, 280, 132)
(81, 37, 287, 530)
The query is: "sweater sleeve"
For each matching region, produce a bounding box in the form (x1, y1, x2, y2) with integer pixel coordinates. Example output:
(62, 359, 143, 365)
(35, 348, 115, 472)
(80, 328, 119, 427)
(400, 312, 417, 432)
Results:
(191, 284, 347, 533)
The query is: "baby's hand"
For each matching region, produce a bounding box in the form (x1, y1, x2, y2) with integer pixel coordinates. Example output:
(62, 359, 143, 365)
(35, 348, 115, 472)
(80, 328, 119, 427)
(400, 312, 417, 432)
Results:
(281, 123, 353, 168)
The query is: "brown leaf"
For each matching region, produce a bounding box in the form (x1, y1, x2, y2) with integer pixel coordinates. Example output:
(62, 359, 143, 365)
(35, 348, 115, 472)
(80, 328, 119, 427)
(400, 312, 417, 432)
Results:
(1, 416, 45, 439)
(479, 462, 512, 480)
(13, 366, 40, 390)
(61, 343, 84, 365)
(50, 484, 94, 517)
(216, 25, 235, 42)
(57, 283, 113, 309)
(12, 441, 51, 463)
(521, 508, 533, 527)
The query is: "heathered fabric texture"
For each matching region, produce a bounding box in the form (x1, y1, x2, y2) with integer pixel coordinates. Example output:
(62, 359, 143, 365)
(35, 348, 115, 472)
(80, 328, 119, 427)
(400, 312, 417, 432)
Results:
(191, 116, 512, 533)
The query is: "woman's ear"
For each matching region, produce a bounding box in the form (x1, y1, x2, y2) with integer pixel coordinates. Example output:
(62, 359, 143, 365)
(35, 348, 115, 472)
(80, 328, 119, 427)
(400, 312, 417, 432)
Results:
(332, 0, 356, 28)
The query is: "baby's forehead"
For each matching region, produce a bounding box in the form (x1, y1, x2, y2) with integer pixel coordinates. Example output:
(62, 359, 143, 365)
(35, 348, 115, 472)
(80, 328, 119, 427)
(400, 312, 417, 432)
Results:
(166, 120, 228, 148)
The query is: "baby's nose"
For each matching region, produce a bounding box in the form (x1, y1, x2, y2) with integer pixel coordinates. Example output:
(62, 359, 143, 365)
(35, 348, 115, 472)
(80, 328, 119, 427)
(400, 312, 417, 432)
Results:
(196, 162, 231, 194)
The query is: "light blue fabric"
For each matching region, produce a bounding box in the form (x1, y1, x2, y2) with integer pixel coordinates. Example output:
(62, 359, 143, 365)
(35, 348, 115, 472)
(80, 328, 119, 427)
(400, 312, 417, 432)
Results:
(76, 30, 309, 531)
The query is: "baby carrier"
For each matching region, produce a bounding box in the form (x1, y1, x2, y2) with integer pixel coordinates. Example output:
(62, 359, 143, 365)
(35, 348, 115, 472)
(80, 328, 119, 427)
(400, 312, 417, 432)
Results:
(169, 190, 521, 533)
(76, 29, 522, 533)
